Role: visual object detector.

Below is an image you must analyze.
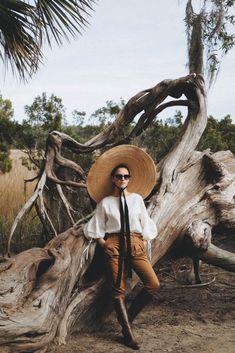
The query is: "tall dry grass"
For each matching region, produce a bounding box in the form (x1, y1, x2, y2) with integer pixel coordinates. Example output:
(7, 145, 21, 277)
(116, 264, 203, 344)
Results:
(0, 150, 42, 254)
(0, 149, 37, 217)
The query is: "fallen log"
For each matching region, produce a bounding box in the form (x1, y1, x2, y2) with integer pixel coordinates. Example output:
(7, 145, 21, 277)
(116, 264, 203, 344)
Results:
(1, 74, 235, 352)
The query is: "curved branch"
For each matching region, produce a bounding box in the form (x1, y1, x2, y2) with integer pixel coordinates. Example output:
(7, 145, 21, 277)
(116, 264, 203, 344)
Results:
(46, 172, 87, 188)
(154, 75, 207, 197)
(200, 244, 235, 272)
(23, 148, 42, 169)
(56, 184, 75, 225)
(43, 74, 202, 164)
(7, 172, 47, 256)
(38, 190, 57, 237)
(128, 99, 190, 139)
(47, 132, 86, 178)
(44, 143, 86, 188)
(186, 219, 212, 251)
(24, 174, 40, 183)
(54, 153, 85, 179)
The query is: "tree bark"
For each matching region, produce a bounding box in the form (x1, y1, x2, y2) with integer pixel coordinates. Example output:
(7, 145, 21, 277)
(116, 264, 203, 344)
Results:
(1, 74, 235, 352)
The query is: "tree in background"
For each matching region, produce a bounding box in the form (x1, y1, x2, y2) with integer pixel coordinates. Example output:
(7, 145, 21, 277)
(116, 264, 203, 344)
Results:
(72, 110, 86, 127)
(24, 92, 66, 149)
(0, 94, 14, 172)
(136, 111, 183, 162)
(63, 100, 126, 171)
(198, 114, 235, 152)
(89, 99, 125, 126)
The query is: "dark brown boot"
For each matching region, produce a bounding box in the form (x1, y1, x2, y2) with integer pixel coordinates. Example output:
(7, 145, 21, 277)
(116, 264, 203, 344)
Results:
(128, 289, 153, 323)
(113, 298, 139, 350)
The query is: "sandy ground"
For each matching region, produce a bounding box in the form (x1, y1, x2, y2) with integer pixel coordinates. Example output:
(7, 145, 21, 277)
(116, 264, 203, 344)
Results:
(48, 240, 235, 353)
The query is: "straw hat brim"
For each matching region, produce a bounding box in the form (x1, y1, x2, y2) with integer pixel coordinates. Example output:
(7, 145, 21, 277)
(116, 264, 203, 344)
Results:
(87, 145, 156, 203)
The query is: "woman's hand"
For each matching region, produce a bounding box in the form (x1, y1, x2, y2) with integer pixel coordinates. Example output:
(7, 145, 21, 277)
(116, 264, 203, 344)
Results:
(143, 240, 147, 249)
(96, 238, 106, 248)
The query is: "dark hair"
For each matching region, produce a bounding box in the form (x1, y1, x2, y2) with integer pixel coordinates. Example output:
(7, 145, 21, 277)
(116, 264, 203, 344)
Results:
(111, 164, 130, 177)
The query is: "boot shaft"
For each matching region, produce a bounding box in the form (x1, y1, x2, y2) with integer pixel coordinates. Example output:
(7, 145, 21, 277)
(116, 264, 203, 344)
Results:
(113, 298, 139, 350)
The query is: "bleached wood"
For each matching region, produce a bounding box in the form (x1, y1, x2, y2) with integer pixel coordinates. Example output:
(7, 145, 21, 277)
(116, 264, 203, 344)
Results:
(1, 74, 235, 352)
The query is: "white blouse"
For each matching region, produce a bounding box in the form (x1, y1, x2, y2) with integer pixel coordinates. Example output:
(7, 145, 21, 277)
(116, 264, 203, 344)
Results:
(84, 193, 157, 241)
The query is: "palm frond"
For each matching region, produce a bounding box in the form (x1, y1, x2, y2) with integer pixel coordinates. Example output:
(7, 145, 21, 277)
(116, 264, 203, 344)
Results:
(0, 0, 95, 80)
(34, 0, 95, 45)
(0, 0, 41, 80)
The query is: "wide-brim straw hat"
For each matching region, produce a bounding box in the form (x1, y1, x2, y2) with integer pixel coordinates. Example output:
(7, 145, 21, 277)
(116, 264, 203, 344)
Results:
(87, 144, 156, 203)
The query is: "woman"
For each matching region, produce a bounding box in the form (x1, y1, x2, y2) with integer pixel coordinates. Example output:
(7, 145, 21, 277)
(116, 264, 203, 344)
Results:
(84, 145, 160, 350)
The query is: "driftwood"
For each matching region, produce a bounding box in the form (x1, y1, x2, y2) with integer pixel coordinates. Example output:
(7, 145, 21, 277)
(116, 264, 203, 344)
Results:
(1, 74, 235, 353)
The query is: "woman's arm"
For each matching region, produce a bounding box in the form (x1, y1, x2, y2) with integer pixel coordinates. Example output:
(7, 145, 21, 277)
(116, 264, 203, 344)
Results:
(83, 200, 107, 240)
(139, 196, 157, 240)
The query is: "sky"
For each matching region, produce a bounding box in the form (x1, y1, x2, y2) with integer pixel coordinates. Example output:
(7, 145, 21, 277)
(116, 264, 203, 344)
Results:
(1, 0, 235, 124)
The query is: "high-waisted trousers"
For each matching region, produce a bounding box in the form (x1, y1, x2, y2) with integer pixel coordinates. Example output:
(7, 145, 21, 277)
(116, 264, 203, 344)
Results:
(103, 233, 160, 299)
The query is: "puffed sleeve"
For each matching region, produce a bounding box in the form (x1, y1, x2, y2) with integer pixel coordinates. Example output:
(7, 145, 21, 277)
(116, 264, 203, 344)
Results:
(83, 200, 107, 239)
(139, 196, 157, 240)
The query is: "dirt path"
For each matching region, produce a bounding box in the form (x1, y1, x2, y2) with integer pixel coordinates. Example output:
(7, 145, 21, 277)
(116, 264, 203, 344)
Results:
(48, 261, 235, 353)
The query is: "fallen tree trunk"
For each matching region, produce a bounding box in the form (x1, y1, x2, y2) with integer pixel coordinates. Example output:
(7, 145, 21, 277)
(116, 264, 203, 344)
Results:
(1, 74, 235, 353)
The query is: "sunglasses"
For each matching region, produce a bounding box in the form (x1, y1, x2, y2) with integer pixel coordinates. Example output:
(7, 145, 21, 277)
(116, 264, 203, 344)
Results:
(114, 174, 131, 180)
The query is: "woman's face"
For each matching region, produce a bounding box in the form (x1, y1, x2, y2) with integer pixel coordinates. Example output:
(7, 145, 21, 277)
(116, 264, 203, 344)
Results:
(112, 167, 130, 190)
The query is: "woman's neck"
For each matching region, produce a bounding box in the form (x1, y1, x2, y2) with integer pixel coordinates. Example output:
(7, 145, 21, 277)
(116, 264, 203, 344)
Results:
(112, 187, 131, 197)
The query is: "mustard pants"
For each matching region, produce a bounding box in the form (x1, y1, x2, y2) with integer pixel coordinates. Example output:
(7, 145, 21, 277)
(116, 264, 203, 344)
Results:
(104, 234, 160, 299)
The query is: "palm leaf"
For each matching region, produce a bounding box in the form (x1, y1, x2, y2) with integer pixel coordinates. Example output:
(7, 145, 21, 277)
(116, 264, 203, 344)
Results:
(36, 0, 94, 45)
(0, 0, 41, 80)
(0, 0, 95, 80)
